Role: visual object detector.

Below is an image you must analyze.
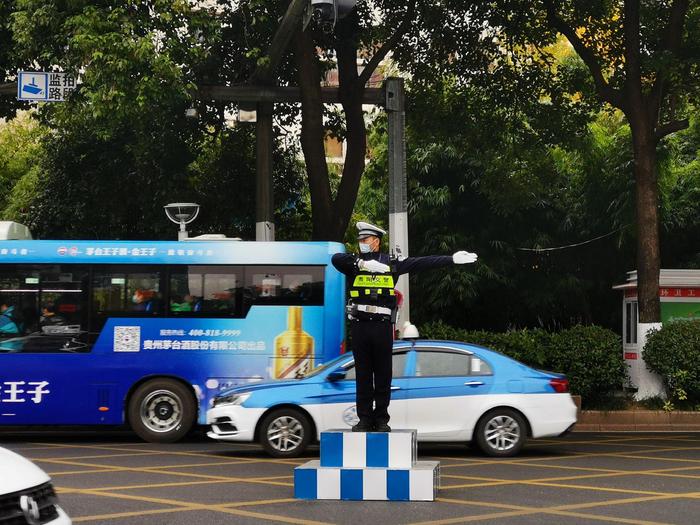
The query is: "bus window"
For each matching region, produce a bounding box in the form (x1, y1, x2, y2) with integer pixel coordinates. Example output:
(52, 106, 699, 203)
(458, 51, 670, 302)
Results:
(92, 266, 163, 318)
(38, 265, 89, 334)
(169, 266, 242, 317)
(0, 265, 40, 335)
(244, 266, 325, 306)
(0, 264, 89, 335)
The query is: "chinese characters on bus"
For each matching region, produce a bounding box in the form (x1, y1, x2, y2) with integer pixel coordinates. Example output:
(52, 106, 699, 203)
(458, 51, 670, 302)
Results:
(0, 381, 50, 403)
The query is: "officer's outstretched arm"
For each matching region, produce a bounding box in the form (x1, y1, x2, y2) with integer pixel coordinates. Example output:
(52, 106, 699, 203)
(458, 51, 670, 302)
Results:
(394, 252, 478, 275)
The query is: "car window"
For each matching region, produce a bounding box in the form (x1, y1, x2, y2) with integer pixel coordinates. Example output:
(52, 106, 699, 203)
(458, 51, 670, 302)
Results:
(345, 352, 408, 380)
(415, 350, 471, 377)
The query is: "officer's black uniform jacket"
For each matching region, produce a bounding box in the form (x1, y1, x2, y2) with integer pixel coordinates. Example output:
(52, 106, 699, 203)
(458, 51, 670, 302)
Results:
(331, 251, 454, 320)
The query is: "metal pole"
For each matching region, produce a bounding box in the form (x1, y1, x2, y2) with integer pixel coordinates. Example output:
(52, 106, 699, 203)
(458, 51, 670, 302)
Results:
(386, 77, 410, 325)
(256, 101, 275, 241)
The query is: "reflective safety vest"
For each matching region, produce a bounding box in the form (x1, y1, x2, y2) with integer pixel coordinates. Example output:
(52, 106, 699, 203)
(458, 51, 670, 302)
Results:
(348, 271, 398, 311)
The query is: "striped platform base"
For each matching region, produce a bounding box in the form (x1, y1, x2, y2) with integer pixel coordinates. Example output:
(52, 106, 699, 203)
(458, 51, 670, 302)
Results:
(294, 429, 440, 501)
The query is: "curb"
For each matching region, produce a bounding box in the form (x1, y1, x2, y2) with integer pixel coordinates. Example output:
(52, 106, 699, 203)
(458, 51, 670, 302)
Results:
(572, 410, 700, 432)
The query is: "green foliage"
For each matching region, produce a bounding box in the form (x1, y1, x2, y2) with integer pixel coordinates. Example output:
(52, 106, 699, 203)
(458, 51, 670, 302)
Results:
(643, 320, 700, 404)
(420, 321, 626, 408)
(0, 111, 45, 215)
(4, 1, 307, 241)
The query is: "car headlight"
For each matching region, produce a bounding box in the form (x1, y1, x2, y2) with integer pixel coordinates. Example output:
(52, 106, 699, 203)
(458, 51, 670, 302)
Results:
(213, 392, 251, 407)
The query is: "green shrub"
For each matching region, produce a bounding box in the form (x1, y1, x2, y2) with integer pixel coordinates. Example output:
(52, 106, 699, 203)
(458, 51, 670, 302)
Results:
(419, 321, 626, 408)
(643, 320, 700, 404)
(547, 325, 626, 407)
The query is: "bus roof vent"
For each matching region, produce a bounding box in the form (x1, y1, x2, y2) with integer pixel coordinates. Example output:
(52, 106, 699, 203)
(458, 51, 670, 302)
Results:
(0, 222, 32, 240)
(184, 234, 242, 242)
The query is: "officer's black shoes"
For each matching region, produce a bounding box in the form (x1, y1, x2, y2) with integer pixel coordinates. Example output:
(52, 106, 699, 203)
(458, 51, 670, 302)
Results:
(374, 422, 391, 432)
(352, 420, 373, 432)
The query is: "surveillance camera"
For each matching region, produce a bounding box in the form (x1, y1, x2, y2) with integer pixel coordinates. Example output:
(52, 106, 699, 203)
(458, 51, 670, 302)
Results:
(311, 0, 336, 23)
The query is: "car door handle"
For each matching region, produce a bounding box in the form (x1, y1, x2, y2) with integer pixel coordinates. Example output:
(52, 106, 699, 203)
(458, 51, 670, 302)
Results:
(390, 386, 401, 391)
(464, 381, 484, 387)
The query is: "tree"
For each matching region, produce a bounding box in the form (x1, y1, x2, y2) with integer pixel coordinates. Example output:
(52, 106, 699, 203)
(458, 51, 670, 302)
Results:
(0, 110, 45, 217)
(7, 1, 306, 240)
(213, 1, 419, 240)
(395, 0, 700, 323)
(541, 0, 699, 323)
(0, 0, 24, 118)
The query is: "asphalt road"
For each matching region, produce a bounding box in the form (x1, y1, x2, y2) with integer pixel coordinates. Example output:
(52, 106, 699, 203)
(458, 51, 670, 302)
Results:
(1, 431, 699, 524)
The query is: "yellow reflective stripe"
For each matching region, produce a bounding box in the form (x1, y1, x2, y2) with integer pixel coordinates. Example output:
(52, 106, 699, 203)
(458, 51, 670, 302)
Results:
(365, 289, 371, 295)
(389, 290, 395, 296)
(352, 274, 395, 288)
(350, 291, 359, 297)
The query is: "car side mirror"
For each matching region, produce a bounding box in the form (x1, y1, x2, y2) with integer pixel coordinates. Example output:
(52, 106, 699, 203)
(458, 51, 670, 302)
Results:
(327, 370, 347, 382)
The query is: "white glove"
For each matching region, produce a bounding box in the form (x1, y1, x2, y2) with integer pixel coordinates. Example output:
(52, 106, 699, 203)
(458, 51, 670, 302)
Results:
(453, 251, 478, 264)
(358, 259, 391, 273)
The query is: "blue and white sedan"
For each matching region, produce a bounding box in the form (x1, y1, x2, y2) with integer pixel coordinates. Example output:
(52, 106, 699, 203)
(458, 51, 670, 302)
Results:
(207, 339, 577, 457)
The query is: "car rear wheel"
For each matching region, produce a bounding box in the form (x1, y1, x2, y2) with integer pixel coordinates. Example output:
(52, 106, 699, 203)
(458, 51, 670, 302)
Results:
(128, 379, 196, 443)
(259, 408, 311, 458)
(474, 408, 527, 457)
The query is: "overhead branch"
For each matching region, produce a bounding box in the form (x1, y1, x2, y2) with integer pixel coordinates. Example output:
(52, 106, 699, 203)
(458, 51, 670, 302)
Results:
(655, 118, 689, 141)
(543, 0, 623, 109)
(649, 0, 690, 120)
(251, 0, 309, 85)
(356, 0, 416, 87)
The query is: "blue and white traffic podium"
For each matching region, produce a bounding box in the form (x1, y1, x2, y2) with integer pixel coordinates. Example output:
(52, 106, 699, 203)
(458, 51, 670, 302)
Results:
(294, 429, 439, 501)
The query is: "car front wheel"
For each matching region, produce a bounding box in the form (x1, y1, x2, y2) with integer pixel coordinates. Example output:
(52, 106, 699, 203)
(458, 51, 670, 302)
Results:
(474, 408, 527, 457)
(259, 408, 311, 458)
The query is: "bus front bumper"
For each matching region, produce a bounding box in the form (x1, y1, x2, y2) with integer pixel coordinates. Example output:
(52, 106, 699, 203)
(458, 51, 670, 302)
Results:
(206, 405, 265, 442)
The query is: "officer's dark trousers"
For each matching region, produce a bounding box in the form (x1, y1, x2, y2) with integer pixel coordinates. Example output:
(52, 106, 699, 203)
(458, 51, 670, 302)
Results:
(350, 320, 394, 425)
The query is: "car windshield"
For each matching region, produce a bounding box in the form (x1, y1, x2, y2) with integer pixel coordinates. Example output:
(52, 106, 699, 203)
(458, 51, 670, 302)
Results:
(300, 354, 348, 378)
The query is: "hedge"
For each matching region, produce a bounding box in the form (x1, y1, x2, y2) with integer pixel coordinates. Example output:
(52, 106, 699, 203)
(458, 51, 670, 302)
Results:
(419, 321, 626, 408)
(643, 320, 700, 404)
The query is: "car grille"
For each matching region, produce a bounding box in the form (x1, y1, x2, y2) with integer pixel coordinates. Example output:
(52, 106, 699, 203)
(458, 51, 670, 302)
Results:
(0, 481, 59, 525)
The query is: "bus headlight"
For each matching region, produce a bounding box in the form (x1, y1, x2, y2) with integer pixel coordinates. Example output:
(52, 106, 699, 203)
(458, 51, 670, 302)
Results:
(213, 392, 251, 407)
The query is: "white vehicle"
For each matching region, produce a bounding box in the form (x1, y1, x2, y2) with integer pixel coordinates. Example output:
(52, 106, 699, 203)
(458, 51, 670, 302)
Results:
(0, 447, 71, 524)
(207, 335, 577, 458)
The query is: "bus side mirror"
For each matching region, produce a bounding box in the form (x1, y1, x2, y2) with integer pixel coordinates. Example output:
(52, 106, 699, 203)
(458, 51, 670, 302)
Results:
(327, 370, 347, 382)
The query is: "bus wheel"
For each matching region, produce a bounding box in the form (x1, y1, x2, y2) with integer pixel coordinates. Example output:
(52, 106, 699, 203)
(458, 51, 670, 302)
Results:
(259, 408, 311, 458)
(128, 379, 196, 443)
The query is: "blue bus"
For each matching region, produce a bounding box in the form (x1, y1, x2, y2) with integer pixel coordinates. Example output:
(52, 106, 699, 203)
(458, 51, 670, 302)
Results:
(0, 238, 345, 442)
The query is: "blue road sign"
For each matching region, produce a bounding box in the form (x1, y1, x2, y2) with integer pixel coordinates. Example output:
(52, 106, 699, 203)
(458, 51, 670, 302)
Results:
(17, 72, 48, 101)
(17, 71, 76, 102)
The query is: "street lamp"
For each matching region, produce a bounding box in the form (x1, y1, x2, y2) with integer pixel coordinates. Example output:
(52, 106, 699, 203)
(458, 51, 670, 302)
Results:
(164, 203, 200, 241)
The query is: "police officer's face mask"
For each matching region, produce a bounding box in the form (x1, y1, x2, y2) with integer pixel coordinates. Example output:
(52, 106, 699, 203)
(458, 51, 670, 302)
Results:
(359, 242, 372, 253)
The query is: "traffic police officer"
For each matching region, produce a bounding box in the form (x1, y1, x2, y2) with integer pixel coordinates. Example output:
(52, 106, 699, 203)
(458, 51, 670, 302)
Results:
(331, 221, 478, 432)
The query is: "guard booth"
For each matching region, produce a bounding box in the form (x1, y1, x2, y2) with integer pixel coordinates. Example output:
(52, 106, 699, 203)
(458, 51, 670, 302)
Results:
(613, 270, 700, 399)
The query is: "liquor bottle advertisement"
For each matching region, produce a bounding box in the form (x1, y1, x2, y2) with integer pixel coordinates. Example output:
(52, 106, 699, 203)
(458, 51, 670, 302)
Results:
(97, 305, 324, 381)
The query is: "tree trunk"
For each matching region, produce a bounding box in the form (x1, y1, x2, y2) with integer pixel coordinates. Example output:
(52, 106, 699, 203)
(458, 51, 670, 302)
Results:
(293, 23, 368, 242)
(630, 116, 661, 323)
(332, 25, 367, 242)
(293, 30, 334, 240)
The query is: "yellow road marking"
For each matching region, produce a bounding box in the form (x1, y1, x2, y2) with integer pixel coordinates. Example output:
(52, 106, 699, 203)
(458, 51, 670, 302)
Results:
(67, 487, 326, 525)
(72, 508, 198, 523)
(31, 451, 158, 462)
(418, 492, 694, 525)
(60, 474, 293, 493)
(440, 463, 700, 490)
